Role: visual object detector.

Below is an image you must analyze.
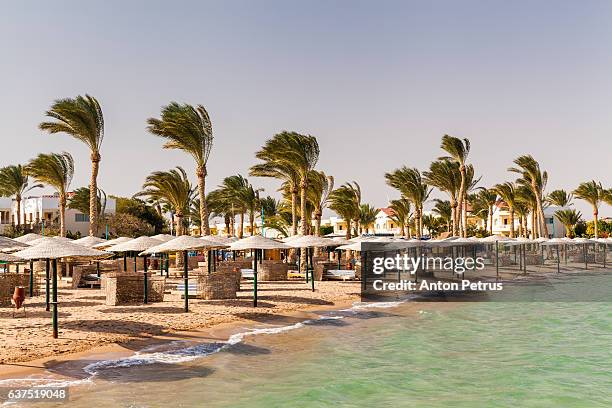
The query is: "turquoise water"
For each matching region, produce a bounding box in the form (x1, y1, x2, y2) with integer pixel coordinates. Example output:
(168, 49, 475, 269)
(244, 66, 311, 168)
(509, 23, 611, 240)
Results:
(9, 273, 612, 407)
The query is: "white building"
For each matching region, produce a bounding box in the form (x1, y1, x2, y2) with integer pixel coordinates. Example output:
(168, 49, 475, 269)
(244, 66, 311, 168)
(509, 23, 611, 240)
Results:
(483, 201, 565, 238)
(0, 194, 116, 237)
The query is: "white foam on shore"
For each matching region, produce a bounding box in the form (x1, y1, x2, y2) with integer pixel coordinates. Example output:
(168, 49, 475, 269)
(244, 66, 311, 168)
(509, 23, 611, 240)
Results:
(1, 300, 406, 388)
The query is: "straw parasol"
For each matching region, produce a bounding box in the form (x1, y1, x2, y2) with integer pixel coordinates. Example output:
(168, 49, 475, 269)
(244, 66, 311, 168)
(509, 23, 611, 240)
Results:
(480, 235, 514, 243)
(12, 239, 111, 338)
(142, 235, 229, 312)
(27, 236, 73, 246)
(0, 252, 22, 262)
(106, 236, 163, 304)
(286, 236, 337, 290)
(72, 236, 107, 248)
(228, 236, 290, 307)
(151, 234, 175, 242)
(92, 236, 132, 250)
(281, 234, 304, 243)
(12, 233, 42, 243)
(336, 242, 362, 251)
(0, 236, 30, 252)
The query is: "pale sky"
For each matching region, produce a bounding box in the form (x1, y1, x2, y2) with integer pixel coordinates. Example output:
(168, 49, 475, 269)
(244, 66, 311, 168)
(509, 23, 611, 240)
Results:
(0, 1, 610, 218)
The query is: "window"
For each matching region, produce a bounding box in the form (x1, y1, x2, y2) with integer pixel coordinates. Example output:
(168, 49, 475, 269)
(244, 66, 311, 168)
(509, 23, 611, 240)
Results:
(503, 219, 508, 225)
(75, 213, 90, 222)
(338, 225, 343, 230)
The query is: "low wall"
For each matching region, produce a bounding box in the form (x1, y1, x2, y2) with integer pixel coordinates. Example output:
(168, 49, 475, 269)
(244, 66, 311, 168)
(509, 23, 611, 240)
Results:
(196, 271, 239, 300)
(0, 273, 31, 306)
(258, 260, 288, 281)
(103, 272, 165, 306)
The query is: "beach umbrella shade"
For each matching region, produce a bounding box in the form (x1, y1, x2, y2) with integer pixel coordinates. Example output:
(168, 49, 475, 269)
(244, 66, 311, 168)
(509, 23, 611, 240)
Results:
(150, 234, 175, 242)
(12, 233, 42, 243)
(72, 236, 107, 247)
(286, 235, 337, 290)
(229, 236, 290, 307)
(281, 234, 304, 243)
(0, 236, 30, 252)
(142, 235, 229, 312)
(107, 236, 163, 304)
(12, 239, 111, 338)
(0, 252, 22, 273)
(92, 236, 133, 249)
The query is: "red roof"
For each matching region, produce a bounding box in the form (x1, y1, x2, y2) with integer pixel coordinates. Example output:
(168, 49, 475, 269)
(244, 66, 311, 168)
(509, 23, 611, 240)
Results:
(379, 207, 395, 216)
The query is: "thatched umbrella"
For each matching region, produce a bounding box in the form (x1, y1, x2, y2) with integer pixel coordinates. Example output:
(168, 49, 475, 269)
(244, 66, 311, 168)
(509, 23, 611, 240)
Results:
(73, 236, 107, 247)
(0, 252, 22, 272)
(149, 234, 175, 275)
(572, 237, 595, 270)
(12, 233, 42, 243)
(228, 236, 290, 307)
(479, 235, 514, 280)
(107, 236, 162, 304)
(0, 236, 30, 252)
(542, 238, 567, 273)
(142, 236, 228, 312)
(92, 236, 132, 250)
(287, 236, 336, 291)
(12, 240, 110, 338)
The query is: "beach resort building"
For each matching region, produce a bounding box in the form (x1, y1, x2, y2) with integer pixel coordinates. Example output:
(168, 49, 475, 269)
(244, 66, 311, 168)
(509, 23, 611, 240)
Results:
(479, 201, 565, 238)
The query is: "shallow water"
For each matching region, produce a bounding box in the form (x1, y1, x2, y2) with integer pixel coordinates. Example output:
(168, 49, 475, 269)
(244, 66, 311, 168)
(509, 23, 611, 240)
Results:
(5, 272, 612, 407)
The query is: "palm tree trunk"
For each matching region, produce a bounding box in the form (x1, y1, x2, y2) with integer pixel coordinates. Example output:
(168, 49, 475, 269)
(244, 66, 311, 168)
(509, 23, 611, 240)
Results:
(530, 210, 536, 239)
(291, 186, 298, 235)
(239, 212, 244, 238)
(197, 165, 210, 235)
(59, 193, 66, 237)
(450, 198, 457, 236)
(89, 152, 100, 236)
(593, 207, 599, 238)
(15, 195, 21, 227)
(314, 211, 322, 236)
(249, 211, 255, 236)
(509, 209, 515, 238)
(489, 206, 493, 235)
(457, 167, 466, 237)
(224, 215, 230, 236)
(176, 213, 184, 236)
(533, 186, 548, 238)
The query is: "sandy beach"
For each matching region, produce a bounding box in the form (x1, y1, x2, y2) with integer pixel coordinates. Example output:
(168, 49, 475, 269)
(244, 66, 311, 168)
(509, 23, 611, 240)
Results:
(0, 279, 360, 367)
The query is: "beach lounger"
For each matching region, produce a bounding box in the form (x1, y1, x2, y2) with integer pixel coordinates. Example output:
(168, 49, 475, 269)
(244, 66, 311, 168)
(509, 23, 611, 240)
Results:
(241, 268, 255, 279)
(324, 270, 356, 281)
(81, 274, 101, 288)
(175, 283, 198, 299)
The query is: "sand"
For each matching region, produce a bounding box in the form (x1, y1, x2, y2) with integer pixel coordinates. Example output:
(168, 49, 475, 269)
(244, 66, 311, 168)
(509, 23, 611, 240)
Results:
(0, 279, 360, 365)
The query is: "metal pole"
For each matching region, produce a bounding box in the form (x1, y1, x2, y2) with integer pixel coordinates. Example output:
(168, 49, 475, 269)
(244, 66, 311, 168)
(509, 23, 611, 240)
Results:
(253, 249, 258, 307)
(183, 251, 189, 312)
(143, 255, 148, 304)
(123, 254, 127, 272)
(337, 249, 341, 270)
(52, 259, 58, 339)
(495, 241, 499, 281)
(305, 247, 309, 283)
(96, 261, 100, 278)
(556, 245, 560, 273)
(208, 250, 212, 274)
(45, 259, 50, 311)
(584, 244, 588, 270)
(29, 260, 34, 297)
(105, 224, 109, 240)
(160, 254, 164, 276)
(310, 248, 315, 292)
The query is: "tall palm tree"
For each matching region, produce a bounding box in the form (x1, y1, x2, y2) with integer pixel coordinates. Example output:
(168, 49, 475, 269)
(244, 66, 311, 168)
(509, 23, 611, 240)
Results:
(424, 159, 461, 236)
(468, 193, 490, 233)
(358, 204, 378, 234)
(39, 95, 104, 236)
(493, 182, 517, 238)
(0, 165, 41, 227)
(573, 180, 604, 238)
(328, 182, 361, 240)
(554, 209, 582, 238)
(385, 167, 431, 238)
(439, 135, 470, 237)
(515, 185, 537, 238)
(147, 102, 213, 235)
(422, 214, 443, 238)
(208, 175, 262, 237)
(547, 189, 573, 207)
(25, 153, 74, 237)
(259, 196, 290, 238)
(250, 133, 302, 236)
(603, 188, 612, 206)
(509, 155, 548, 238)
(136, 167, 194, 236)
(306, 170, 334, 236)
(432, 199, 452, 233)
(477, 188, 497, 235)
(389, 198, 411, 237)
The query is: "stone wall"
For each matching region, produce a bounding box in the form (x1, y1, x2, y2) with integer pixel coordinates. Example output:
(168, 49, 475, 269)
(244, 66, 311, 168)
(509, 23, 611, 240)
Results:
(103, 273, 165, 306)
(258, 260, 288, 281)
(0, 273, 32, 306)
(196, 271, 239, 300)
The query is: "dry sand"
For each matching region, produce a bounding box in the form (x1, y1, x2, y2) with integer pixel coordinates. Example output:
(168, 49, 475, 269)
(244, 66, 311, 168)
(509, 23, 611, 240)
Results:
(0, 279, 360, 366)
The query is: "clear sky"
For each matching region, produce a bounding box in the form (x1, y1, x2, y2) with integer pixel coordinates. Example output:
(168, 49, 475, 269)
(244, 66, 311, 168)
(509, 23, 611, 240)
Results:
(0, 1, 610, 217)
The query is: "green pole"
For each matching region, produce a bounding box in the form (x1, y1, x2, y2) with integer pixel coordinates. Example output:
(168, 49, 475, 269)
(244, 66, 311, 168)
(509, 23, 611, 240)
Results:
(160, 254, 164, 276)
(29, 260, 34, 297)
(253, 249, 258, 307)
(208, 250, 212, 274)
(143, 255, 148, 304)
(310, 248, 315, 292)
(165, 256, 169, 278)
(495, 241, 499, 281)
(183, 251, 189, 312)
(604, 244, 607, 269)
(556, 245, 560, 273)
(133, 252, 137, 272)
(45, 259, 50, 311)
(123, 254, 127, 272)
(337, 250, 341, 270)
(52, 259, 58, 339)
(305, 247, 309, 283)
(584, 244, 588, 270)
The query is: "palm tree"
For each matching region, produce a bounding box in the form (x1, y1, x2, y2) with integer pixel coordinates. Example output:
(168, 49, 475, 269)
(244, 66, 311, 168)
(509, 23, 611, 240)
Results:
(306, 170, 334, 236)
(424, 159, 461, 236)
(250, 133, 302, 236)
(573, 180, 604, 238)
(385, 167, 431, 238)
(493, 182, 517, 238)
(0, 165, 41, 227)
(432, 199, 452, 233)
(39, 95, 104, 236)
(136, 167, 194, 236)
(515, 185, 537, 238)
(603, 188, 612, 206)
(554, 209, 582, 238)
(208, 175, 262, 237)
(422, 214, 443, 238)
(147, 103, 213, 235)
(547, 189, 573, 207)
(358, 204, 378, 234)
(259, 196, 290, 237)
(25, 153, 74, 237)
(328, 182, 361, 240)
(478, 188, 497, 235)
(509, 155, 548, 238)
(468, 193, 490, 233)
(389, 198, 411, 237)
(439, 135, 470, 237)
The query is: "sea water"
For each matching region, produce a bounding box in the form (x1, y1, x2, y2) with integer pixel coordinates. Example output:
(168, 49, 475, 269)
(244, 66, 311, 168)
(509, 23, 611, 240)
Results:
(5, 272, 611, 408)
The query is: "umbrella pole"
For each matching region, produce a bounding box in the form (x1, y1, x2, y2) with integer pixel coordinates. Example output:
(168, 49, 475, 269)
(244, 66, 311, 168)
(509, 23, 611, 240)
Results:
(165, 255, 169, 278)
(207, 250, 212, 274)
(133, 252, 137, 272)
(29, 260, 34, 297)
(143, 255, 148, 304)
(183, 251, 189, 312)
(337, 250, 341, 270)
(495, 241, 499, 281)
(584, 244, 587, 270)
(123, 254, 127, 272)
(310, 248, 315, 292)
(556, 245, 560, 273)
(253, 249, 258, 307)
(52, 259, 58, 339)
(96, 261, 100, 278)
(45, 259, 50, 311)
(160, 254, 163, 276)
